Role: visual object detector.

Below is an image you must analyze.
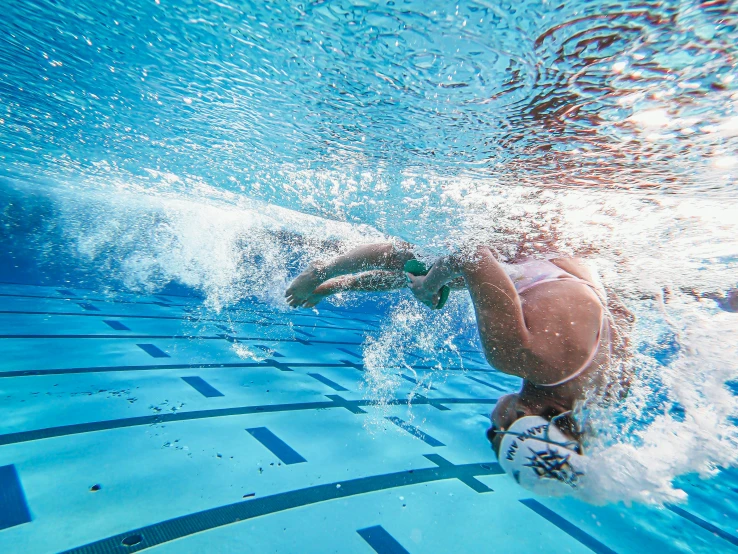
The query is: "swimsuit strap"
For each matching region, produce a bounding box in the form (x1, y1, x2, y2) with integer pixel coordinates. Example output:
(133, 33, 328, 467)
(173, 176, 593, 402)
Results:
(516, 276, 590, 296)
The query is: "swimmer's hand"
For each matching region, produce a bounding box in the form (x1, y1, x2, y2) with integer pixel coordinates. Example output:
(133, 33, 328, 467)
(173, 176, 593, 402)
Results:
(405, 272, 441, 309)
(285, 263, 326, 308)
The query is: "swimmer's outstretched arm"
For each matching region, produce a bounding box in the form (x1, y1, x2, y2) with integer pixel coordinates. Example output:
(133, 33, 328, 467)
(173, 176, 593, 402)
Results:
(296, 271, 407, 308)
(317, 242, 415, 279)
(286, 242, 414, 308)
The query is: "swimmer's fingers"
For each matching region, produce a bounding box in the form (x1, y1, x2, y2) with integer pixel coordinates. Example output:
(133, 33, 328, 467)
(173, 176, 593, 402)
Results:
(405, 272, 437, 308)
(419, 292, 440, 309)
(285, 294, 304, 308)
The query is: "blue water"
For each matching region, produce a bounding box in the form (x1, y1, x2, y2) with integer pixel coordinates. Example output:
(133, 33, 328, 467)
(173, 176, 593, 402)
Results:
(2, 1, 738, 553)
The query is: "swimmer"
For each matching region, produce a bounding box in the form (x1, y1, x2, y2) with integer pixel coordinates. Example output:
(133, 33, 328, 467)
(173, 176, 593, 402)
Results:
(286, 241, 633, 496)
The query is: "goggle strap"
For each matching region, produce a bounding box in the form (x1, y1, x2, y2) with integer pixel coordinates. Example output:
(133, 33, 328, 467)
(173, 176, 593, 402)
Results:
(494, 429, 583, 454)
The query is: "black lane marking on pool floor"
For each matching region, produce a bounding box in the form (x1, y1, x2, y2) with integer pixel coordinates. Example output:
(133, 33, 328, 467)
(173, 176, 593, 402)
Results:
(103, 320, 131, 331)
(400, 373, 437, 391)
(76, 303, 100, 312)
(246, 427, 306, 464)
(136, 344, 170, 358)
(252, 344, 284, 357)
(337, 347, 362, 359)
(61, 455, 503, 554)
(307, 373, 349, 391)
(181, 376, 224, 398)
(2, 283, 377, 315)
(520, 499, 617, 554)
(412, 394, 451, 412)
(1, 289, 384, 328)
(0, 361, 273, 378)
(667, 504, 738, 548)
(424, 454, 493, 493)
(466, 375, 507, 393)
(0, 397, 497, 446)
(0, 360, 495, 378)
(0, 288, 382, 327)
(386, 417, 445, 447)
(340, 359, 365, 371)
(0, 464, 32, 531)
(358, 525, 410, 554)
(0, 333, 361, 341)
(0, 291, 192, 308)
(262, 359, 293, 372)
(0, 310, 371, 334)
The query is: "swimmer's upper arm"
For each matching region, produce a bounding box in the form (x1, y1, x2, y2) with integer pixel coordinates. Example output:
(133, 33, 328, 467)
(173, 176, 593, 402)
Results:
(461, 247, 538, 377)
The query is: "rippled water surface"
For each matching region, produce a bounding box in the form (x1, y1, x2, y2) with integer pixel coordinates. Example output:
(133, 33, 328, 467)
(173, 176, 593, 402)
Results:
(3, 1, 737, 194)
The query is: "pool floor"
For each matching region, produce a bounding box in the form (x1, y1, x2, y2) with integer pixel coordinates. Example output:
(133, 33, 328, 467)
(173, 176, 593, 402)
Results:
(0, 283, 736, 553)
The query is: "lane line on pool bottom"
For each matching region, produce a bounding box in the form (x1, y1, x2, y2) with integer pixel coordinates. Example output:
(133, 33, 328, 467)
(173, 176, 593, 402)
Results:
(385, 417, 445, 447)
(519, 499, 617, 554)
(0, 361, 497, 378)
(0, 396, 498, 446)
(60, 455, 503, 554)
(0, 290, 383, 327)
(181, 376, 224, 398)
(0, 464, 32, 531)
(357, 525, 410, 554)
(246, 427, 306, 465)
(666, 504, 738, 548)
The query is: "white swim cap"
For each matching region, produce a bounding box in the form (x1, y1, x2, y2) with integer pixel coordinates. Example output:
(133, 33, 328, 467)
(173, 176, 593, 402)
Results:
(498, 416, 587, 496)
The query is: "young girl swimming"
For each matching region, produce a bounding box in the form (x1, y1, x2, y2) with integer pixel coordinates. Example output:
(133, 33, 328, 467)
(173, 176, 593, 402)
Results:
(285, 241, 633, 495)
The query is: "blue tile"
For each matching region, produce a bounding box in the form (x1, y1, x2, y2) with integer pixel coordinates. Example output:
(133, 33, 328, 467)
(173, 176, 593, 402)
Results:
(246, 427, 306, 465)
(103, 320, 130, 331)
(77, 302, 100, 311)
(519, 499, 617, 554)
(181, 376, 224, 398)
(136, 343, 170, 358)
(0, 465, 32, 530)
(307, 373, 349, 392)
(385, 417, 445, 447)
(357, 525, 410, 554)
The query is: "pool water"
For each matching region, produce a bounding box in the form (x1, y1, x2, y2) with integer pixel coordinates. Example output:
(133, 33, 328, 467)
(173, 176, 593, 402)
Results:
(2, 0, 738, 552)
(0, 282, 736, 553)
